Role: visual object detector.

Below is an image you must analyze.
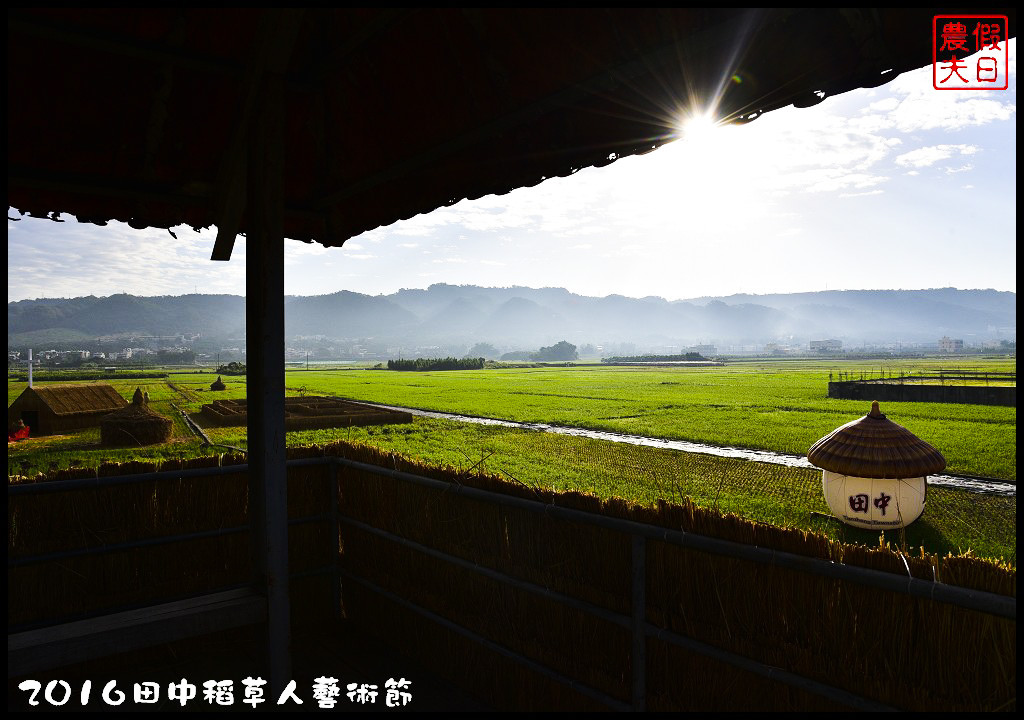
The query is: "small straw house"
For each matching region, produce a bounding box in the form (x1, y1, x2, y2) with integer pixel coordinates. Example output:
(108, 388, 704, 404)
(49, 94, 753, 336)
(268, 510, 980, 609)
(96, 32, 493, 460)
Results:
(210, 376, 227, 391)
(100, 388, 173, 446)
(7, 384, 128, 436)
(807, 401, 946, 529)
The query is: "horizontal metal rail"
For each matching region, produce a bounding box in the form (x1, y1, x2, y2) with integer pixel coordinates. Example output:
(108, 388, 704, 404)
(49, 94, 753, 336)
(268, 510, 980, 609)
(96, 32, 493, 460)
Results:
(6, 456, 327, 495)
(9, 513, 332, 568)
(340, 516, 632, 631)
(9, 561, 337, 635)
(7, 463, 253, 494)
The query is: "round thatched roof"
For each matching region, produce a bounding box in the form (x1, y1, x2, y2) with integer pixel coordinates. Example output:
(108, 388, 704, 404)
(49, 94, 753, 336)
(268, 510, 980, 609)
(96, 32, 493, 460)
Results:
(807, 401, 946, 479)
(211, 376, 226, 391)
(100, 387, 172, 446)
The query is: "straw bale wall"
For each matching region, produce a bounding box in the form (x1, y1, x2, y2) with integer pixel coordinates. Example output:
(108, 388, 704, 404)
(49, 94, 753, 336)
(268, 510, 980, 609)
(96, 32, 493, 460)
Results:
(7, 453, 336, 630)
(327, 442, 1015, 712)
(100, 415, 172, 446)
(7, 442, 1016, 710)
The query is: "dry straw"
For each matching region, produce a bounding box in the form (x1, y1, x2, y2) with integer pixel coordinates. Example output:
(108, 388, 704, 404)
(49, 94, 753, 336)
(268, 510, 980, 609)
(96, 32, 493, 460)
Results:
(807, 401, 946, 478)
(7, 440, 1015, 710)
(99, 388, 173, 446)
(323, 440, 1013, 711)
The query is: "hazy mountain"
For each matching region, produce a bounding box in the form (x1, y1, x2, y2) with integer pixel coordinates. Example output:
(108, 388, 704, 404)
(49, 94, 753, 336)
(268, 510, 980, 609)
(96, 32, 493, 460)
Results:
(8, 294, 246, 338)
(478, 297, 567, 346)
(682, 289, 1015, 343)
(8, 286, 1016, 352)
(284, 291, 417, 338)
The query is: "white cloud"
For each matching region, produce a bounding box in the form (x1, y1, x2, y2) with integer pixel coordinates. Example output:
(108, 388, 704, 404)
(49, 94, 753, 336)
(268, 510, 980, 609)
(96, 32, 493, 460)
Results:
(431, 257, 467, 264)
(8, 218, 247, 301)
(865, 97, 899, 113)
(894, 144, 978, 167)
(839, 189, 884, 198)
(847, 41, 1017, 137)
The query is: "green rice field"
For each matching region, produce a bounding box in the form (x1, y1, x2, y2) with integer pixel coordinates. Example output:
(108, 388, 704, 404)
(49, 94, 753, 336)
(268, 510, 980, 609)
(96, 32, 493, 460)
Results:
(286, 358, 1014, 479)
(7, 357, 1016, 562)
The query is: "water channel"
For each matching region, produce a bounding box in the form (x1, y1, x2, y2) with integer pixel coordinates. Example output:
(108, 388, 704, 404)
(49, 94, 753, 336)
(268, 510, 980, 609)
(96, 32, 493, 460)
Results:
(362, 402, 1016, 498)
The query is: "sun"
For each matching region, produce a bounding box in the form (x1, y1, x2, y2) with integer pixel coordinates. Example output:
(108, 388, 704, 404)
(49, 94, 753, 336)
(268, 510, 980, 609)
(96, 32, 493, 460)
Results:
(677, 110, 721, 143)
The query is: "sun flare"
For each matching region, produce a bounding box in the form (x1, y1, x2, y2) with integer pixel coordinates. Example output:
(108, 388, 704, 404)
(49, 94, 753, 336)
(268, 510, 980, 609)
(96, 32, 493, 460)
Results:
(678, 110, 721, 143)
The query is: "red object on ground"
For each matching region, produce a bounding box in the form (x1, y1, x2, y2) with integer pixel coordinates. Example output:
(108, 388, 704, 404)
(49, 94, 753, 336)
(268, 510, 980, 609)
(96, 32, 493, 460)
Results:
(8, 426, 30, 442)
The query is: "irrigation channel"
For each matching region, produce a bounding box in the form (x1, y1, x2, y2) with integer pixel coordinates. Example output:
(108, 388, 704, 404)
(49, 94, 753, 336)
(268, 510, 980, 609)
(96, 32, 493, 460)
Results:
(358, 402, 1016, 498)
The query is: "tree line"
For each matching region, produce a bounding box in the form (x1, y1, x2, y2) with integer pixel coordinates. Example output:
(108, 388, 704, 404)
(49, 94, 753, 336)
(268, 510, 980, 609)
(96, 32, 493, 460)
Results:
(602, 352, 708, 363)
(388, 357, 486, 371)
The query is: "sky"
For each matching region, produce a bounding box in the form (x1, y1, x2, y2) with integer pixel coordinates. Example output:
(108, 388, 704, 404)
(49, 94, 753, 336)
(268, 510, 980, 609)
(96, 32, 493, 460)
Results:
(7, 40, 1016, 304)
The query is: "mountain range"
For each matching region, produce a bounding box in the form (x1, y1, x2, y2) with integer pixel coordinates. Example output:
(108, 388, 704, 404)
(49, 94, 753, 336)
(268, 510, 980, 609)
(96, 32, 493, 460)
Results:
(7, 285, 1016, 351)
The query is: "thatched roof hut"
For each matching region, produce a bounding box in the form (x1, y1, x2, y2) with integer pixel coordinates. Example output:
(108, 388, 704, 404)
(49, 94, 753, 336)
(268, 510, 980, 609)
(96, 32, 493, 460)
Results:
(210, 376, 226, 391)
(808, 401, 946, 529)
(7, 384, 128, 436)
(100, 388, 172, 447)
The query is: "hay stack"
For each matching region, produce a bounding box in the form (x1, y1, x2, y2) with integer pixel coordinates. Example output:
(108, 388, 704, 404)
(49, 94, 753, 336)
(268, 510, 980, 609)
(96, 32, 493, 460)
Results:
(808, 401, 945, 529)
(100, 388, 172, 446)
(210, 376, 226, 391)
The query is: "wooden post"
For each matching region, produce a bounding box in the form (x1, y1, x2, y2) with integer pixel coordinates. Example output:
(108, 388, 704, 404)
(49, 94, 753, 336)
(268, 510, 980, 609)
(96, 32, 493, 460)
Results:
(246, 70, 291, 693)
(631, 535, 646, 710)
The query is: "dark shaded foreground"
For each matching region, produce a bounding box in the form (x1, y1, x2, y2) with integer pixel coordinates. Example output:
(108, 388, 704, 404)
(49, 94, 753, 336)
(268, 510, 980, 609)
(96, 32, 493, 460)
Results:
(8, 619, 490, 713)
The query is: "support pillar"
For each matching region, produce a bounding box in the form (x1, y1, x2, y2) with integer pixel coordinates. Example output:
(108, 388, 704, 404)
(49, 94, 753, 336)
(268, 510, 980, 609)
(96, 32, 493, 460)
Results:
(246, 70, 291, 693)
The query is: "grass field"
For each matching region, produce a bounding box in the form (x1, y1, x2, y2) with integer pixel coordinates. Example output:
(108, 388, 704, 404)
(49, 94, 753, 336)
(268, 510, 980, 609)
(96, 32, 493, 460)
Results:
(277, 357, 1014, 480)
(7, 358, 1016, 562)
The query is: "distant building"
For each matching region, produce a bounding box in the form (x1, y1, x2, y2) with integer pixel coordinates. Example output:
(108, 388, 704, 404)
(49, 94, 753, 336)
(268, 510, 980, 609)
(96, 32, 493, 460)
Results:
(809, 339, 843, 352)
(688, 344, 717, 356)
(939, 336, 964, 352)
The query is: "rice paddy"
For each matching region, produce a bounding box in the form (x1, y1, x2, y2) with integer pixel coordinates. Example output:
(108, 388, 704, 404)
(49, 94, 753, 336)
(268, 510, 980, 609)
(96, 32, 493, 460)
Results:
(7, 357, 1016, 562)
(290, 357, 1015, 480)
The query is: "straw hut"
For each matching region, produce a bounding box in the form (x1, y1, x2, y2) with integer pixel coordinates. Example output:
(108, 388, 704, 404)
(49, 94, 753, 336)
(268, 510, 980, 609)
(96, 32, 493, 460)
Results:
(7, 384, 128, 436)
(100, 388, 173, 446)
(807, 401, 946, 529)
(210, 376, 227, 391)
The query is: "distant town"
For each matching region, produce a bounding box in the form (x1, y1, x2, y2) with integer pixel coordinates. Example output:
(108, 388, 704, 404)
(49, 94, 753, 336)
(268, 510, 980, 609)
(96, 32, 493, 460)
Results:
(8, 333, 1015, 370)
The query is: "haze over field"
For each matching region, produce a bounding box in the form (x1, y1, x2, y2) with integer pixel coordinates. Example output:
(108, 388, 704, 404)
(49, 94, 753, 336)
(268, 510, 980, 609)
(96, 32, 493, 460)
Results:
(7, 286, 1015, 353)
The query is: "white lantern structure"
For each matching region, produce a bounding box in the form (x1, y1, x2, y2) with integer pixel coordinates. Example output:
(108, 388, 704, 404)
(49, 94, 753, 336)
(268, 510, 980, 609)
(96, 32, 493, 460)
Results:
(807, 401, 946, 530)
